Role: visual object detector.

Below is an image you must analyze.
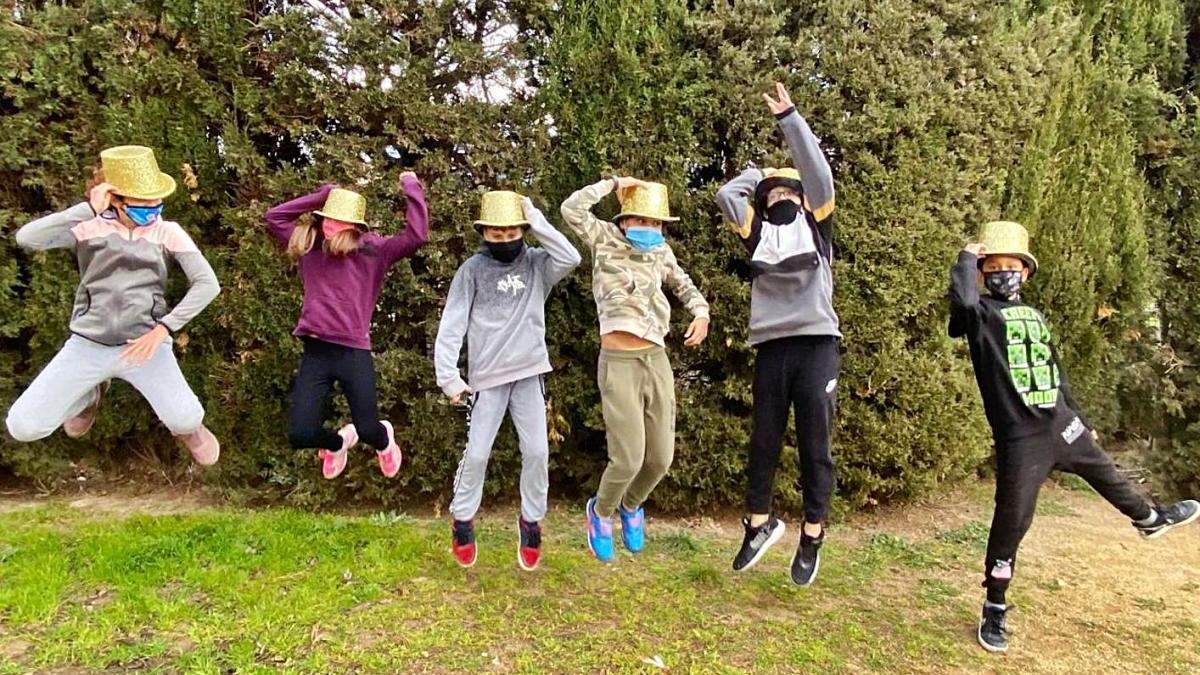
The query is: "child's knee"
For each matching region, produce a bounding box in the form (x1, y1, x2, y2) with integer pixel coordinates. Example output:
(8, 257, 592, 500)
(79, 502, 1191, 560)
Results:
(5, 410, 48, 443)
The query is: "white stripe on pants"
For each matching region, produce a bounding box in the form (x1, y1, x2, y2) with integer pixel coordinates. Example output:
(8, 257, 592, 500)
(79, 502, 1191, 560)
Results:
(6, 334, 204, 442)
(449, 375, 550, 523)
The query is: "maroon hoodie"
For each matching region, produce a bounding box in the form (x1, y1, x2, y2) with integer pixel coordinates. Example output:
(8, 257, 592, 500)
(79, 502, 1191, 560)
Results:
(264, 178, 429, 350)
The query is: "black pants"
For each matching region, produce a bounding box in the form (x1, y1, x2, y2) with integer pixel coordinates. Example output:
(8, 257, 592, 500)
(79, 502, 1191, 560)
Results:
(983, 413, 1152, 603)
(746, 336, 840, 524)
(288, 337, 388, 451)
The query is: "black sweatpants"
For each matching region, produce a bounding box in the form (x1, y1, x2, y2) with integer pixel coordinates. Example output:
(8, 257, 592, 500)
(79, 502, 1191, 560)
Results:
(746, 335, 840, 524)
(983, 413, 1153, 603)
(288, 337, 389, 451)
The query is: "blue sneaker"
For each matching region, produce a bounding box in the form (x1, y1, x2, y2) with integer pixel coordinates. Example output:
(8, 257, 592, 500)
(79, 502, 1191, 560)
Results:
(618, 502, 645, 553)
(585, 497, 614, 563)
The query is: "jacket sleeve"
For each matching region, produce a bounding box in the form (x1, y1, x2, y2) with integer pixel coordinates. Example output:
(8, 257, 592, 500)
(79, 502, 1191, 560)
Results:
(434, 263, 473, 397)
(715, 168, 764, 255)
(525, 197, 581, 288)
(161, 225, 221, 332)
(1051, 341, 1092, 429)
(378, 175, 430, 266)
(560, 179, 616, 251)
(15, 202, 95, 251)
(264, 184, 335, 247)
(776, 108, 835, 224)
(948, 250, 981, 338)
(663, 248, 710, 320)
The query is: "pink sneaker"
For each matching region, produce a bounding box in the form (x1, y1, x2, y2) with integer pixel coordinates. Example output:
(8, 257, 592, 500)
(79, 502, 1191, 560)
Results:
(63, 381, 110, 439)
(376, 420, 402, 478)
(319, 424, 357, 480)
(178, 425, 220, 466)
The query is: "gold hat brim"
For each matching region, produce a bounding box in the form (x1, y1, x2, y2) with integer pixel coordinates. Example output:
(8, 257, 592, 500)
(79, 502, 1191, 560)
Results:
(614, 211, 680, 223)
(979, 251, 1039, 276)
(115, 173, 177, 200)
(313, 210, 368, 226)
(474, 219, 530, 228)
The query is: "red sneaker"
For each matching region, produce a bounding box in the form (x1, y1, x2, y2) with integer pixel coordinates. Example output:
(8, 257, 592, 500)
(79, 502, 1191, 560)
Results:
(452, 519, 477, 568)
(518, 518, 542, 571)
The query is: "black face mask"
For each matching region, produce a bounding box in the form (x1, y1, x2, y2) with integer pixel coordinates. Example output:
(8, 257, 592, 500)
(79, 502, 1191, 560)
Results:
(984, 270, 1023, 299)
(485, 239, 524, 263)
(764, 200, 800, 225)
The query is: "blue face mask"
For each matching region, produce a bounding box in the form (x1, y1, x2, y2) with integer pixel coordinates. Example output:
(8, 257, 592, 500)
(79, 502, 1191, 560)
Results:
(624, 226, 665, 252)
(123, 204, 163, 227)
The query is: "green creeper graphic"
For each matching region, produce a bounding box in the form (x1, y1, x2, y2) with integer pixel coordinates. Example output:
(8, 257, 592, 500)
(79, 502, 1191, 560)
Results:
(1006, 320, 1027, 344)
(1001, 306, 1059, 408)
(1008, 344, 1028, 367)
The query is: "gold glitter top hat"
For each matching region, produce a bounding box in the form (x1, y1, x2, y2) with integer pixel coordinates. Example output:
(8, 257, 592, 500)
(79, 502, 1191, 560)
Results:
(978, 220, 1039, 276)
(615, 182, 679, 223)
(474, 190, 529, 229)
(100, 146, 176, 200)
(314, 188, 368, 226)
(753, 167, 804, 212)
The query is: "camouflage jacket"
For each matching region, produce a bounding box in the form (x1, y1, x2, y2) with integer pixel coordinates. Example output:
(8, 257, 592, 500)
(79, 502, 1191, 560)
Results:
(560, 180, 709, 347)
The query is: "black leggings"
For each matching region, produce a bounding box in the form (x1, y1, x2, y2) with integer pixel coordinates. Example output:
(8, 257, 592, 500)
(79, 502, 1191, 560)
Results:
(746, 336, 840, 524)
(983, 414, 1152, 604)
(288, 337, 389, 451)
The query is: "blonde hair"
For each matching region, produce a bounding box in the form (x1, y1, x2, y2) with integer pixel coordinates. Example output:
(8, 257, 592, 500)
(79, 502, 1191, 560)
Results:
(286, 220, 362, 260)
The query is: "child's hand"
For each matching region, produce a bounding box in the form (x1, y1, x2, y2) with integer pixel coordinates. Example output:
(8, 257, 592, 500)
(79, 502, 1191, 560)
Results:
(615, 176, 648, 202)
(448, 386, 472, 406)
(964, 243, 987, 257)
(89, 182, 117, 214)
(121, 324, 169, 366)
(522, 197, 539, 219)
(763, 81, 794, 115)
(683, 317, 710, 348)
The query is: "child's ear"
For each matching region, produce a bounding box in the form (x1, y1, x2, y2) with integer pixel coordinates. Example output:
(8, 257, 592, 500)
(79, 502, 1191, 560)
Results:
(1021, 267, 1030, 282)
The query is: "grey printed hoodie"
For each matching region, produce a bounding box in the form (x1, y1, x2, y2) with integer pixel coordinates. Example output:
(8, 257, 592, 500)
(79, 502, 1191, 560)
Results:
(434, 198, 582, 396)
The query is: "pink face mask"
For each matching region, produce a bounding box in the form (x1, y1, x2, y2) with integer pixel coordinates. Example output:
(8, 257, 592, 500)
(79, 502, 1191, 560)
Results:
(321, 219, 357, 239)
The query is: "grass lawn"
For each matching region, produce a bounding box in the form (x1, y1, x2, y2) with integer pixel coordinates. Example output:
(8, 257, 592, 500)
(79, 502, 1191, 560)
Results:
(0, 482, 1197, 674)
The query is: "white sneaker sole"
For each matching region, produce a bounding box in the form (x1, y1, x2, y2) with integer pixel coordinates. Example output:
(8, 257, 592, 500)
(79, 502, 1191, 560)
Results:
(734, 521, 786, 572)
(1141, 501, 1200, 540)
(977, 621, 1008, 653)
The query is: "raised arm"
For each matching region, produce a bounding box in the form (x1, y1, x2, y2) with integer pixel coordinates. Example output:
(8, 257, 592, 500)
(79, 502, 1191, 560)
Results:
(160, 224, 221, 332)
(524, 197, 581, 288)
(434, 265, 474, 398)
(378, 172, 430, 266)
(264, 184, 335, 247)
(714, 167, 764, 254)
(763, 82, 835, 223)
(560, 178, 618, 250)
(15, 202, 96, 251)
(948, 246, 984, 338)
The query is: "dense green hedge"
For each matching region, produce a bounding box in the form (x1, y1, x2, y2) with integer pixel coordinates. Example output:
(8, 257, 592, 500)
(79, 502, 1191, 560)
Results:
(1, 0, 1194, 511)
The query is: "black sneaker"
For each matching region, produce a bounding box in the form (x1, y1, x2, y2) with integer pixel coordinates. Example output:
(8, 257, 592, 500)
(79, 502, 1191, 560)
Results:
(732, 516, 786, 572)
(977, 603, 1009, 653)
(1135, 500, 1200, 540)
(517, 518, 542, 571)
(789, 530, 823, 587)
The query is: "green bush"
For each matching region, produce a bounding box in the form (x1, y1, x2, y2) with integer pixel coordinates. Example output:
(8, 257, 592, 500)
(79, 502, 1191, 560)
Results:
(1, 0, 1189, 512)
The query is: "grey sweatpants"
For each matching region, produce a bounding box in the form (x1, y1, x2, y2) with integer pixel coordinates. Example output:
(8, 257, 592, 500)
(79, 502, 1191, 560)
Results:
(6, 334, 205, 441)
(449, 375, 550, 523)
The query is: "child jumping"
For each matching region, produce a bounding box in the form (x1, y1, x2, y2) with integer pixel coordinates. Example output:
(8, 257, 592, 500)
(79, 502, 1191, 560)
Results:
(714, 82, 840, 587)
(7, 146, 221, 464)
(561, 176, 710, 563)
(435, 191, 581, 570)
(264, 174, 428, 479)
(949, 220, 1199, 653)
